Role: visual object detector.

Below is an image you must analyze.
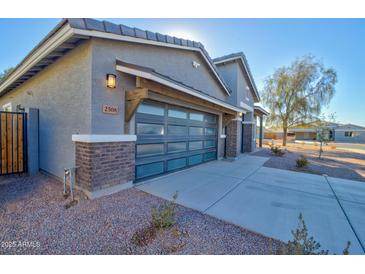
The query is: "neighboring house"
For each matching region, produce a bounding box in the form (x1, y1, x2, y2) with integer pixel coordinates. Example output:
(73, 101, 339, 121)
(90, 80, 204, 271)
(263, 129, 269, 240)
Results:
(333, 124, 365, 143)
(264, 122, 365, 144)
(290, 121, 337, 141)
(263, 127, 284, 140)
(0, 18, 267, 198)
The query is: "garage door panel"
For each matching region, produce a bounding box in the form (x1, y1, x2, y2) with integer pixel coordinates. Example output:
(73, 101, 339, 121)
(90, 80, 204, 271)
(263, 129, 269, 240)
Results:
(136, 122, 165, 136)
(135, 100, 218, 181)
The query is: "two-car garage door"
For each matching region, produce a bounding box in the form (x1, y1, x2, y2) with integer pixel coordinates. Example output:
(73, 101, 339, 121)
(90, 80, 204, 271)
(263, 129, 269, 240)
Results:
(135, 100, 218, 180)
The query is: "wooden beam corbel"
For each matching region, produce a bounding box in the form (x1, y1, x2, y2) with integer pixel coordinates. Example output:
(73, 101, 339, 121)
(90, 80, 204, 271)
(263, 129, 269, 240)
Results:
(125, 88, 149, 122)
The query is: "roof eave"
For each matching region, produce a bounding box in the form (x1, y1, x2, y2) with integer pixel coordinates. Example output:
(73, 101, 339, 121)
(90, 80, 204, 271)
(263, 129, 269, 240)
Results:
(0, 23, 79, 96)
(254, 105, 269, 116)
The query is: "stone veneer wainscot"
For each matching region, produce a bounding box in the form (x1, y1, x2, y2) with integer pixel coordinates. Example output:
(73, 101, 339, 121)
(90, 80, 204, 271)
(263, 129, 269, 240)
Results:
(72, 135, 136, 198)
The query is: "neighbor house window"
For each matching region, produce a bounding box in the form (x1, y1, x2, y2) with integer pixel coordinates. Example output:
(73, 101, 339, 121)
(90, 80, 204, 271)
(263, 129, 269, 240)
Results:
(344, 131, 354, 137)
(2, 103, 12, 112)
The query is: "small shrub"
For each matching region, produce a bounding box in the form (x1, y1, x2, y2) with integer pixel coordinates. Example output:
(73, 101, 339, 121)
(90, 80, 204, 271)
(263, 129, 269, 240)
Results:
(296, 155, 309, 169)
(130, 193, 179, 248)
(152, 192, 178, 229)
(276, 213, 351, 255)
(131, 224, 157, 247)
(343, 241, 351, 255)
(270, 145, 285, 156)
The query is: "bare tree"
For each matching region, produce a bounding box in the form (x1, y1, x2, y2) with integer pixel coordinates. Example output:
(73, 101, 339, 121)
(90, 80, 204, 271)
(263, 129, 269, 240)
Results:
(262, 56, 337, 146)
(316, 113, 336, 159)
(0, 67, 14, 82)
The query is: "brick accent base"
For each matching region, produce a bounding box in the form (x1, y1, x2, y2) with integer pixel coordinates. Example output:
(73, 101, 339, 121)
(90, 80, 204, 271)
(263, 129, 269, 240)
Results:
(75, 141, 135, 192)
(226, 120, 240, 158)
(243, 123, 254, 152)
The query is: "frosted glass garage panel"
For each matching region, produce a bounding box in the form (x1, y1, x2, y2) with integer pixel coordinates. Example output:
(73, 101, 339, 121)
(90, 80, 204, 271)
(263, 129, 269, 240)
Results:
(204, 114, 217, 123)
(204, 151, 216, 161)
(168, 142, 187, 153)
(205, 127, 216, 135)
(137, 143, 164, 157)
(136, 162, 164, 178)
(137, 104, 164, 116)
(168, 125, 188, 136)
(136, 123, 164, 135)
(189, 112, 204, 121)
(188, 154, 203, 165)
(189, 127, 204, 135)
(204, 140, 216, 148)
(189, 141, 203, 150)
(167, 158, 187, 171)
(168, 108, 187, 119)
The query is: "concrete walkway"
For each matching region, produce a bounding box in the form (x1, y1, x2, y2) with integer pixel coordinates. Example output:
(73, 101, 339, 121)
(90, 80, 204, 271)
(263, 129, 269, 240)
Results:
(136, 155, 365, 254)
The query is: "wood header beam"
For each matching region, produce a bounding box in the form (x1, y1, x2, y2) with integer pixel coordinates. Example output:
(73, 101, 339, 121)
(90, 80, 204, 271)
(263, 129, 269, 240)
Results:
(136, 77, 236, 115)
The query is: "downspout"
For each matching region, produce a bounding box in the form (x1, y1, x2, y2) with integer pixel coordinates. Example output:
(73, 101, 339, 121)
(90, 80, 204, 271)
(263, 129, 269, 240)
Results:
(241, 114, 245, 153)
(224, 126, 227, 158)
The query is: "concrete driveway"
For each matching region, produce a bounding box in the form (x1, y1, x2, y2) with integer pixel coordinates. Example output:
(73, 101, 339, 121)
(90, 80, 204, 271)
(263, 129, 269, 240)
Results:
(137, 155, 365, 254)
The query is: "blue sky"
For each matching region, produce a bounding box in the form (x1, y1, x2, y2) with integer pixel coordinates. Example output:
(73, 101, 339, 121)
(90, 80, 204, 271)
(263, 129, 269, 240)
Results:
(0, 18, 364, 125)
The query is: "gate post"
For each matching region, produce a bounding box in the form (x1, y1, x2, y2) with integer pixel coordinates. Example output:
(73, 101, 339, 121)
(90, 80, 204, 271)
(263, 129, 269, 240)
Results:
(27, 108, 39, 175)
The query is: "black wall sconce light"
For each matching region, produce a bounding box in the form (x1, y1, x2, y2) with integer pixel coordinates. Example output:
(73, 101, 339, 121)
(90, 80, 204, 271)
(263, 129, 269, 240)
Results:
(106, 74, 116, 89)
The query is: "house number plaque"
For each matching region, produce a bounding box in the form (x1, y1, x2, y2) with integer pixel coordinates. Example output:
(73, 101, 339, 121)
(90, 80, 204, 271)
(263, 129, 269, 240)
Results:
(102, 104, 119, 114)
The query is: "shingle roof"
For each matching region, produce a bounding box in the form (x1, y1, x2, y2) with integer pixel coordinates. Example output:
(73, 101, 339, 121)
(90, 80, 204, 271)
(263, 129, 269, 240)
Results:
(213, 52, 260, 101)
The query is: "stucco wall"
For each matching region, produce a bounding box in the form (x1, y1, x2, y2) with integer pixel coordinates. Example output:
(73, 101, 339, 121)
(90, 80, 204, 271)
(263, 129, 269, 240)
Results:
(236, 62, 254, 111)
(216, 60, 257, 154)
(216, 60, 255, 111)
(0, 41, 92, 178)
(215, 62, 237, 106)
(89, 38, 229, 134)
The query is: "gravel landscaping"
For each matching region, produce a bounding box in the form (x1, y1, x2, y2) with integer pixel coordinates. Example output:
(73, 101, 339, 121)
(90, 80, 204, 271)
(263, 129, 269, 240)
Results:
(253, 143, 365, 182)
(0, 174, 281, 255)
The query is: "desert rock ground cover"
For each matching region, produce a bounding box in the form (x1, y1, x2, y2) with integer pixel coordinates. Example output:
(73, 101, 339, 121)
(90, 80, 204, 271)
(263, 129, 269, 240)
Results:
(253, 142, 365, 182)
(0, 174, 281, 255)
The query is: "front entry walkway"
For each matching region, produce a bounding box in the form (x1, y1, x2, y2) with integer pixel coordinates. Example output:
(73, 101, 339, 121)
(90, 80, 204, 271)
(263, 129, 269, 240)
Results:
(137, 155, 365, 254)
